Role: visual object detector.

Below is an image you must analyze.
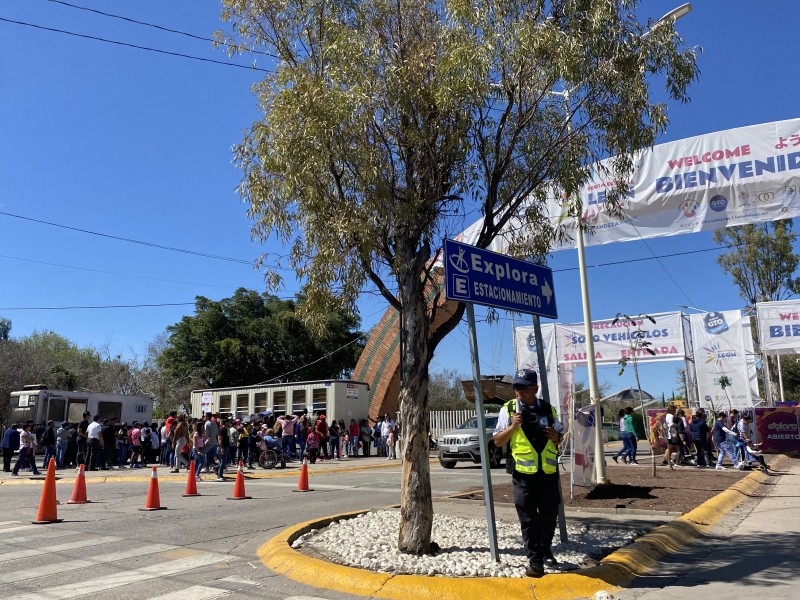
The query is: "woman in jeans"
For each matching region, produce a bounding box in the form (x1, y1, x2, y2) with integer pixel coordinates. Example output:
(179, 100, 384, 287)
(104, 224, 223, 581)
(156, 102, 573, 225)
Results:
(191, 422, 205, 480)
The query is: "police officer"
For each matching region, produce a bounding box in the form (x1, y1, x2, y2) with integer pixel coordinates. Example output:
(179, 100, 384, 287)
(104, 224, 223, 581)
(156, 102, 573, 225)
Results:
(492, 369, 563, 577)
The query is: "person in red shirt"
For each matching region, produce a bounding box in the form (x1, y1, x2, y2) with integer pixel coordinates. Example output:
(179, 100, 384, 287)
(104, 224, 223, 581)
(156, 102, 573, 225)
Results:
(348, 419, 360, 457)
(315, 415, 329, 461)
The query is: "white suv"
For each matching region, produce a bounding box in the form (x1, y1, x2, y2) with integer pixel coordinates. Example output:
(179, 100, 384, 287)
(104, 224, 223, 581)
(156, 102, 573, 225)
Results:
(437, 414, 504, 469)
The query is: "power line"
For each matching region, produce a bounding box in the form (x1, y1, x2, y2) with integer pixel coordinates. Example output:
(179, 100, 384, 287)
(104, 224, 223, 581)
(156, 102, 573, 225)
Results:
(0, 211, 255, 265)
(45, 0, 279, 59)
(0, 302, 195, 311)
(0, 253, 255, 290)
(255, 333, 370, 385)
(0, 16, 271, 73)
(552, 242, 740, 272)
(0, 243, 735, 311)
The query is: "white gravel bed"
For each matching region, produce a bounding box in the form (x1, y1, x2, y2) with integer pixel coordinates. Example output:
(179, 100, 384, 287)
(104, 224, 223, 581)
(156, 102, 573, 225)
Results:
(293, 510, 643, 578)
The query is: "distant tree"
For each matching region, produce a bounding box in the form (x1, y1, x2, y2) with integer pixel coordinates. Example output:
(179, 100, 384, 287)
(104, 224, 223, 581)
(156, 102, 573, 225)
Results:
(427, 369, 471, 411)
(159, 288, 364, 389)
(715, 220, 800, 402)
(674, 367, 688, 402)
(137, 333, 204, 417)
(0, 318, 10, 341)
(778, 357, 800, 402)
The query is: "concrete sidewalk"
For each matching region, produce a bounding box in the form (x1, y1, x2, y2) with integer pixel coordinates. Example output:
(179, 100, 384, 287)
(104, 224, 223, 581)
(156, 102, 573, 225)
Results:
(616, 455, 799, 600)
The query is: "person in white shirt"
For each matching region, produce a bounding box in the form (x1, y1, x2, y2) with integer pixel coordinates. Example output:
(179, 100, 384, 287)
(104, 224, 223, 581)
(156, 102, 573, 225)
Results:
(86, 415, 104, 471)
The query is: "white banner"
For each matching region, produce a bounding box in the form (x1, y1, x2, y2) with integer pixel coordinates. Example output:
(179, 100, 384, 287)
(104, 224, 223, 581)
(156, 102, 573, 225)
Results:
(455, 118, 800, 253)
(516, 312, 685, 370)
(689, 311, 754, 410)
(571, 405, 597, 488)
(757, 299, 800, 355)
(514, 324, 560, 414)
(201, 391, 213, 414)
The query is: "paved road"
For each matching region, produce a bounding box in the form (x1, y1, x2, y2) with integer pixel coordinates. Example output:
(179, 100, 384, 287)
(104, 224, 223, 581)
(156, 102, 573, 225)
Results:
(0, 458, 503, 600)
(1, 454, 793, 600)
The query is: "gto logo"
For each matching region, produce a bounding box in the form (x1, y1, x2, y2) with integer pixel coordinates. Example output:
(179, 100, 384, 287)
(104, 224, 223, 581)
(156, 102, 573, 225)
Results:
(709, 195, 728, 212)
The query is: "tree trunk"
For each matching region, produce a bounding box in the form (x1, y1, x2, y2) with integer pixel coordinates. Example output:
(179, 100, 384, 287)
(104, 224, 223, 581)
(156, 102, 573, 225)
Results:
(396, 259, 433, 555)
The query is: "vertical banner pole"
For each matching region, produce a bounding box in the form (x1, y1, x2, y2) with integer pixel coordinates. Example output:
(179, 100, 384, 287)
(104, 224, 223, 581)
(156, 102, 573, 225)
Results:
(533, 315, 568, 543)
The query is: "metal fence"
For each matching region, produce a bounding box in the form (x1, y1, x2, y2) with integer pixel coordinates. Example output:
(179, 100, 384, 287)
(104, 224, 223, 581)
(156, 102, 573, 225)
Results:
(428, 410, 476, 443)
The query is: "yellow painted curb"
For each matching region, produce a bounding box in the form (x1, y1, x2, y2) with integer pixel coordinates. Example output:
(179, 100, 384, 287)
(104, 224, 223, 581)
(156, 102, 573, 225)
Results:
(258, 455, 788, 600)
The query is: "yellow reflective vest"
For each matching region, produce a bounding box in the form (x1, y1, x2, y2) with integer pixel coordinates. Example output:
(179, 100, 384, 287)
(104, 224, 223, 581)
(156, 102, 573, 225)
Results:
(504, 399, 559, 476)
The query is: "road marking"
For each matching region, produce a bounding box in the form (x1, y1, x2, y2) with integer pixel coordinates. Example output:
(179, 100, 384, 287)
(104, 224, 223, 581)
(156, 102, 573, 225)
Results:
(0, 535, 121, 563)
(0, 529, 74, 544)
(16, 552, 231, 600)
(148, 576, 259, 600)
(0, 543, 172, 583)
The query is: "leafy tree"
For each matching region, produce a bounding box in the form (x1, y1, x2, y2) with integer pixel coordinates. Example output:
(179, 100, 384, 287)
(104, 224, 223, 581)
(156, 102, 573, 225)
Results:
(714, 220, 800, 402)
(427, 369, 471, 411)
(220, 0, 697, 553)
(159, 288, 364, 389)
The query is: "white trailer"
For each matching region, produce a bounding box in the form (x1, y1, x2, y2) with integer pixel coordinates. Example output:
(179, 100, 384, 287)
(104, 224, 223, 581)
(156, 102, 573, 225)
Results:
(190, 379, 370, 423)
(8, 385, 154, 427)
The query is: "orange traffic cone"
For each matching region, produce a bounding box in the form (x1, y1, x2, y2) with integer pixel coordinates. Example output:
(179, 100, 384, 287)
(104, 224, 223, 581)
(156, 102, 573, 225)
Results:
(33, 458, 63, 524)
(67, 464, 91, 504)
(228, 461, 251, 500)
(138, 466, 167, 511)
(183, 459, 200, 497)
(292, 457, 313, 493)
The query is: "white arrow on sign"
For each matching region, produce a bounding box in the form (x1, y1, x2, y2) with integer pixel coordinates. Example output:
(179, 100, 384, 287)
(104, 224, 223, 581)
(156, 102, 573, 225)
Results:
(541, 279, 553, 304)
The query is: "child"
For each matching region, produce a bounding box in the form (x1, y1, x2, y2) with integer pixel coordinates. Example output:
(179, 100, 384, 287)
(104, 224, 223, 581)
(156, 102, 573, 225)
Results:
(306, 427, 319, 464)
(386, 426, 396, 460)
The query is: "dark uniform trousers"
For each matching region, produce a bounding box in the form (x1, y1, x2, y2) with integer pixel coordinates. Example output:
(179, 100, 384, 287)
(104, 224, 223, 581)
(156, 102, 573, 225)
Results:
(512, 470, 560, 561)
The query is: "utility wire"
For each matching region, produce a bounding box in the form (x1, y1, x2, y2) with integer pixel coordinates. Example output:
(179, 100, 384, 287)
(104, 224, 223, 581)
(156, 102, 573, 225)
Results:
(255, 333, 369, 384)
(0, 211, 255, 265)
(45, 0, 280, 59)
(0, 302, 195, 310)
(0, 16, 271, 73)
(0, 243, 735, 311)
(0, 253, 248, 290)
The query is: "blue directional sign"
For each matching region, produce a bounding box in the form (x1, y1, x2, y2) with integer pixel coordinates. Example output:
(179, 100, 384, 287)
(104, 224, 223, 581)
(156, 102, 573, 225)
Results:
(443, 238, 557, 319)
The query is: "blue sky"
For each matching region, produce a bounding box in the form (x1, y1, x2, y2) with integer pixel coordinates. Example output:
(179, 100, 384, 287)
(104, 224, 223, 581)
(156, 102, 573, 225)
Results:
(0, 1, 797, 399)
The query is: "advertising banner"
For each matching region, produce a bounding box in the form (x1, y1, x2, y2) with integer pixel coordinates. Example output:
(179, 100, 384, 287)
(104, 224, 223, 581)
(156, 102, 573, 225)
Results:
(754, 407, 800, 455)
(556, 311, 684, 365)
(756, 299, 800, 355)
(201, 391, 213, 414)
(453, 118, 800, 254)
(571, 405, 597, 488)
(689, 311, 754, 410)
(515, 312, 684, 369)
(515, 324, 560, 414)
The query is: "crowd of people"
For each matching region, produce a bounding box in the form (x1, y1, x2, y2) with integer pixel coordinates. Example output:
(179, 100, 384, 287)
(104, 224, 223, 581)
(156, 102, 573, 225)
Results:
(611, 405, 769, 473)
(1, 409, 403, 478)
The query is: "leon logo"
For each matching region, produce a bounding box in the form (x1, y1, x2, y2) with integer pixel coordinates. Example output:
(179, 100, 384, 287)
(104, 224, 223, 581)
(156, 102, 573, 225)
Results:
(787, 185, 797, 200)
(704, 312, 729, 335)
(680, 198, 699, 218)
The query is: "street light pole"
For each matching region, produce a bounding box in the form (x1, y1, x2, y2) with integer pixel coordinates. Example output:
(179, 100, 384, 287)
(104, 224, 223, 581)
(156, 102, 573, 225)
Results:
(558, 3, 693, 486)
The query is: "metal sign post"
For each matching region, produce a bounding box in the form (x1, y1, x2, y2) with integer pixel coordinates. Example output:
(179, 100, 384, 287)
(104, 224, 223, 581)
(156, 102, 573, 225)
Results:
(444, 239, 559, 563)
(466, 303, 499, 561)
